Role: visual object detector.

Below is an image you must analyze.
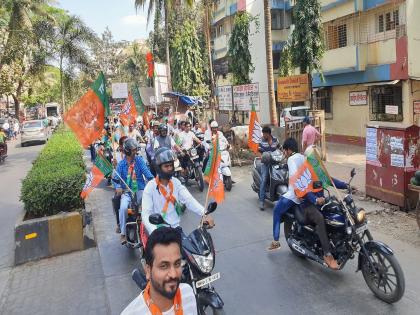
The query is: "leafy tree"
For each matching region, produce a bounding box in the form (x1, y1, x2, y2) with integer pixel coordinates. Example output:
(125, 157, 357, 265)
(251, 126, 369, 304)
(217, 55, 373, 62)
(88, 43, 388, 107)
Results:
(117, 42, 148, 86)
(227, 12, 259, 85)
(289, 0, 324, 75)
(92, 27, 121, 79)
(170, 20, 208, 96)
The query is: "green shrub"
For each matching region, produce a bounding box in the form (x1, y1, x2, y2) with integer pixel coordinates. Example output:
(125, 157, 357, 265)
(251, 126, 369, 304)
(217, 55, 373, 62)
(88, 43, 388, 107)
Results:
(21, 126, 86, 218)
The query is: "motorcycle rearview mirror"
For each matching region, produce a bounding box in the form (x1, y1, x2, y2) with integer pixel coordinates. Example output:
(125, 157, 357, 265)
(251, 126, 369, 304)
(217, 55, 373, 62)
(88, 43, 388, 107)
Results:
(149, 213, 165, 225)
(205, 202, 217, 215)
(350, 168, 356, 178)
(131, 268, 147, 290)
(206, 140, 211, 144)
(313, 181, 323, 189)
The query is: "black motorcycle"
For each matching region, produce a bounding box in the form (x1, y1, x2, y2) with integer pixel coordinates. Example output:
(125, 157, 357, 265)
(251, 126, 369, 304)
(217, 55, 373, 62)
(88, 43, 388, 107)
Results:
(251, 150, 288, 203)
(132, 202, 225, 315)
(283, 169, 405, 304)
(0, 141, 7, 164)
(179, 146, 205, 192)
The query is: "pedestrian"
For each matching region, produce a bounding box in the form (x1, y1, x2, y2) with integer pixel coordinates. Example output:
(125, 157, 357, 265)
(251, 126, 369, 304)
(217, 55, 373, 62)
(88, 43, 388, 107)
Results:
(2, 120, 10, 139)
(302, 116, 321, 152)
(13, 120, 20, 140)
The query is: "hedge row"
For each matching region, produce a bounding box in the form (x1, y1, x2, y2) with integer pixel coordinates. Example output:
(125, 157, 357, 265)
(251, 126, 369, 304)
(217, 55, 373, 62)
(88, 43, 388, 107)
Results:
(21, 126, 86, 218)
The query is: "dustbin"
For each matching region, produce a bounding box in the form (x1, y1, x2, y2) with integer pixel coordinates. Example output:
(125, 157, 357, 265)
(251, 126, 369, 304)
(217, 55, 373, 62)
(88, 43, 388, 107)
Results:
(365, 124, 419, 210)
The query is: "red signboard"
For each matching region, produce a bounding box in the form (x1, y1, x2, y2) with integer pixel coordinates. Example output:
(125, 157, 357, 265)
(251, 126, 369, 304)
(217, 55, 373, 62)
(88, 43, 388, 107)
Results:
(414, 100, 420, 114)
(237, 0, 246, 11)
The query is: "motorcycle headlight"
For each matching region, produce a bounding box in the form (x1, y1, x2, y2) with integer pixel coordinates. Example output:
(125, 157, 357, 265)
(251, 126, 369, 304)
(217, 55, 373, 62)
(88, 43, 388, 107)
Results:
(356, 209, 366, 224)
(190, 148, 197, 156)
(191, 252, 214, 274)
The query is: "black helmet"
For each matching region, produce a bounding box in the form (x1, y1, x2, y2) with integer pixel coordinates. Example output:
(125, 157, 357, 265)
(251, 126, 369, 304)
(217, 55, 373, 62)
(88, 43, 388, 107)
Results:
(123, 138, 138, 155)
(155, 147, 176, 166)
(158, 123, 168, 132)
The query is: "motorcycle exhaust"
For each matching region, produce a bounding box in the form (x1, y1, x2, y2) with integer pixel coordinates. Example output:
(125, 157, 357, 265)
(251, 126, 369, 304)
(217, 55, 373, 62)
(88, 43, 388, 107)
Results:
(287, 238, 327, 267)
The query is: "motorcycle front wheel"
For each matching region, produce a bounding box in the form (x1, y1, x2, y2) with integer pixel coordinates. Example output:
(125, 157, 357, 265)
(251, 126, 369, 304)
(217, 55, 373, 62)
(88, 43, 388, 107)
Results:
(223, 175, 232, 191)
(361, 247, 405, 304)
(195, 166, 204, 192)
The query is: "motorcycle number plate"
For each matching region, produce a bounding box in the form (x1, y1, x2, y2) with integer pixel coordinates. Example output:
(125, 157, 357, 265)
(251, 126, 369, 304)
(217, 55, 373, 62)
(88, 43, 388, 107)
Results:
(191, 156, 198, 160)
(196, 272, 220, 288)
(355, 224, 367, 235)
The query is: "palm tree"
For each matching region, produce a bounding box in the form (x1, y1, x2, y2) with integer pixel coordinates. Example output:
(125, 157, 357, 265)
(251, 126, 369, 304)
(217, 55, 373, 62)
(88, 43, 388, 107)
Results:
(134, 0, 194, 91)
(263, 0, 277, 125)
(55, 15, 96, 110)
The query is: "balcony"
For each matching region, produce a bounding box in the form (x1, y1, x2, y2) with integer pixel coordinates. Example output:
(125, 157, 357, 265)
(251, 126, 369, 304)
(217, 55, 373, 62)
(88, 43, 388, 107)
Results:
(272, 29, 291, 42)
(272, 0, 293, 10)
(321, 45, 358, 74)
(213, 35, 230, 60)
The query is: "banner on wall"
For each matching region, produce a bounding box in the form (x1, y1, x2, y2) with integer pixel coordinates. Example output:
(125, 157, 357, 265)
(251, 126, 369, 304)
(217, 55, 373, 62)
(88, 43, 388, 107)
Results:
(277, 74, 309, 102)
(233, 83, 259, 111)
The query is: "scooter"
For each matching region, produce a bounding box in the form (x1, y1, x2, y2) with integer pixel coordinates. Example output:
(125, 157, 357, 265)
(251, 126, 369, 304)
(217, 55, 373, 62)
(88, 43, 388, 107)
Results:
(0, 142, 7, 163)
(131, 202, 225, 315)
(219, 141, 232, 191)
(251, 149, 288, 203)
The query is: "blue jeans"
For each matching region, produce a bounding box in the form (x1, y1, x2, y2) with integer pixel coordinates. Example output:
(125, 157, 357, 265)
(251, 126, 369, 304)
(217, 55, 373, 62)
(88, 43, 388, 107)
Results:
(119, 191, 143, 236)
(259, 163, 269, 201)
(273, 197, 296, 241)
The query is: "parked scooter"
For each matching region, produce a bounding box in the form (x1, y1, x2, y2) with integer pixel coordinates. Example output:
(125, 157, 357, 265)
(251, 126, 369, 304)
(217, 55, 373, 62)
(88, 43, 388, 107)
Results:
(251, 149, 288, 203)
(131, 202, 225, 315)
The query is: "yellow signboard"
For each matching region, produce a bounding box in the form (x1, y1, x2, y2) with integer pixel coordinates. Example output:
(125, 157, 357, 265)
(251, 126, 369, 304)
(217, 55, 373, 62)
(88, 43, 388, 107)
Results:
(277, 74, 310, 102)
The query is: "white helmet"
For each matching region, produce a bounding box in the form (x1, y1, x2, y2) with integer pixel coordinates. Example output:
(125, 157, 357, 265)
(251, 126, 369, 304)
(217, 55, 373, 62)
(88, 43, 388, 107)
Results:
(210, 121, 219, 128)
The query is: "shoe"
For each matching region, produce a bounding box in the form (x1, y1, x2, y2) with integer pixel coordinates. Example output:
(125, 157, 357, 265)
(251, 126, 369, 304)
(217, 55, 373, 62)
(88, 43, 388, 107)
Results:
(268, 241, 281, 251)
(120, 235, 127, 245)
(324, 255, 339, 270)
(259, 201, 265, 211)
(115, 225, 121, 234)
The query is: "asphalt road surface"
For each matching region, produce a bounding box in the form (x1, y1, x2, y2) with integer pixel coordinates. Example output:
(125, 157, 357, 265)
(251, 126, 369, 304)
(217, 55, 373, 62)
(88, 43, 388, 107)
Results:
(90, 165, 420, 315)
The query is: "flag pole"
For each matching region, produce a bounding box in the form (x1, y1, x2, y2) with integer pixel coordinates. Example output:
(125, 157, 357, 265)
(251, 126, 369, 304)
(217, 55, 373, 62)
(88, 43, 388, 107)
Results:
(201, 135, 217, 226)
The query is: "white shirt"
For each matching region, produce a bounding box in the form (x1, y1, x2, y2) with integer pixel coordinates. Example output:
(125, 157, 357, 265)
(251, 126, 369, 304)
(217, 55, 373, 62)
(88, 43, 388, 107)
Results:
(153, 136, 176, 150)
(203, 131, 228, 151)
(179, 131, 199, 150)
(3, 122, 9, 130)
(283, 153, 305, 204)
(128, 129, 142, 141)
(121, 283, 197, 315)
(142, 177, 204, 234)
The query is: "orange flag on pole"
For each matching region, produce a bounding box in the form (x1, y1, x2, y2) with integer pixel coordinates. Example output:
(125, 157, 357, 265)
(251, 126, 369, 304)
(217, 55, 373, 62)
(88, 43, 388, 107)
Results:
(142, 111, 150, 129)
(80, 165, 104, 199)
(120, 93, 138, 126)
(248, 103, 262, 154)
(64, 89, 105, 148)
(204, 134, 224, 203)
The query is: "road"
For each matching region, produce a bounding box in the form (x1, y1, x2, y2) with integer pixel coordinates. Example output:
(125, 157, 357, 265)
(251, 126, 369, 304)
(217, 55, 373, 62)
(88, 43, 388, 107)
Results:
(0, 140, 44, 301)
(1, 145, 420, 314)
(89, 164, 420, 315)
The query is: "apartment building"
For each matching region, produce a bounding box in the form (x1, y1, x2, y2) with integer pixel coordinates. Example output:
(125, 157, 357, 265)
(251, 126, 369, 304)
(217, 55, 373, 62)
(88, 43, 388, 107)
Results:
(212, 0, 293, 124)
(313, 0, 420, 145)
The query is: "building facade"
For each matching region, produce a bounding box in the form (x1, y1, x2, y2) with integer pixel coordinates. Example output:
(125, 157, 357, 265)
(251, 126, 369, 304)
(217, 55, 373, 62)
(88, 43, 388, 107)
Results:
(212, 0, 294, 124)
(313, 0, 420, 145)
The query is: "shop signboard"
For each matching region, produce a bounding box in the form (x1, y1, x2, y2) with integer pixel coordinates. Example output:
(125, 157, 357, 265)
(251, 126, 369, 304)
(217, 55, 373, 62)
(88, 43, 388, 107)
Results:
(233, 83, 259, 111)
(349, 91, 367, 106)
(277, 74, 309, 102)
(217, 86, 233, 111)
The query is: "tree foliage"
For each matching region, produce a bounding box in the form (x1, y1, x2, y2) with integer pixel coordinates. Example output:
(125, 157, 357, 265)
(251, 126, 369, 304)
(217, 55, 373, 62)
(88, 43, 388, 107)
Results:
(288, 0, 324, 75)
(170, 20, 208, 96)
(227, 12, 259, 85)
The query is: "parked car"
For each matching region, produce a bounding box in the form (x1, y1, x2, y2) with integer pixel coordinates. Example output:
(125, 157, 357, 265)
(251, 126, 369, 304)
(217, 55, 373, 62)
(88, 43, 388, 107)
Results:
(279, 106, 310, 127)
(0, 117, 7, 130)
(21, 120, 49, 147)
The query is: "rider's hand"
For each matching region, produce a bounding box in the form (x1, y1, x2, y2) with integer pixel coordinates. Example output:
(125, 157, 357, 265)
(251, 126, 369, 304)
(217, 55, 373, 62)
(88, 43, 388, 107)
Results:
(316, 197, 325, 205)
(116, 188, 123, 196)
(112, 158, 117, 167)
(203, 215, 215, 228)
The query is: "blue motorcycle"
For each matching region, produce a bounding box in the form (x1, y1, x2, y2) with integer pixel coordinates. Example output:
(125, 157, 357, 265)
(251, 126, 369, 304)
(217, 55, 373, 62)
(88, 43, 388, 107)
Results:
(283, 169, 405, 304)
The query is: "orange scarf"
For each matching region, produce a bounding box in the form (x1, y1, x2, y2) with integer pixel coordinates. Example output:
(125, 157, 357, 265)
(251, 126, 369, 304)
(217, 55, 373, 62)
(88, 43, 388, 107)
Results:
(155, 177, 176, 217)
(143, 282, 183, 315)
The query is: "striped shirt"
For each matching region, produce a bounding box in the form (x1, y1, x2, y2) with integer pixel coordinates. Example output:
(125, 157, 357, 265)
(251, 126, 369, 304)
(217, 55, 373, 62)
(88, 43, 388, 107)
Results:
(121, 283, 197, 315)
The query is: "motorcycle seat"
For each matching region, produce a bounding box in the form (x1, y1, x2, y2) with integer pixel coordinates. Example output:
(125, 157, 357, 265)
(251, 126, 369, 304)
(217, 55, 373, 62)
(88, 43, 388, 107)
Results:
(254, 159, 263, 175)
(294, 206, 307, 225)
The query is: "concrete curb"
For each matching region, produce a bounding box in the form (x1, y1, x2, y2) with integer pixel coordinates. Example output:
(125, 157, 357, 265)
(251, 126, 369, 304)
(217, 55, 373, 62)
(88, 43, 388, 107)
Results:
(14, 210, 96, 266)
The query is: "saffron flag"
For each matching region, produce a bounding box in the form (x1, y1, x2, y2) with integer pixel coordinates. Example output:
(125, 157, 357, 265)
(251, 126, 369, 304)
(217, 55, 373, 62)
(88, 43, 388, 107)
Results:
(64, 89, 105, 148)
(290, 147, 331, 198)
(142, 111, 150, 129)
(119, 93, 138, 126)
(204, 134, 224, 203)
(80, 165, 104, 199)
(248, 103, 262, 154)
(146, 52, 154, 78)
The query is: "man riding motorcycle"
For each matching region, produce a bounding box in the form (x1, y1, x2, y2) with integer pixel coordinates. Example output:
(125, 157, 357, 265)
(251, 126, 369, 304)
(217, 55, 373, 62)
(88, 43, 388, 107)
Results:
(178, 121, 202, 175)
(141, 147, 214, 235)
(203, 121, 228, 171)
(115, 138, 154, 244)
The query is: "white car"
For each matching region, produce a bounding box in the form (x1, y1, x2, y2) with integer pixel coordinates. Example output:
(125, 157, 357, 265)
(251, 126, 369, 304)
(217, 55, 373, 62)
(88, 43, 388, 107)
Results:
(21, 120, 49, 147)
(279, 106, 310, 127)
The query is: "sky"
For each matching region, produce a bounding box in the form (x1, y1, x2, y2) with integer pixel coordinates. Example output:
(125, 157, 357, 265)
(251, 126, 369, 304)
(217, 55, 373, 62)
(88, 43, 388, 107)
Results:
(58, 0, 151, 42)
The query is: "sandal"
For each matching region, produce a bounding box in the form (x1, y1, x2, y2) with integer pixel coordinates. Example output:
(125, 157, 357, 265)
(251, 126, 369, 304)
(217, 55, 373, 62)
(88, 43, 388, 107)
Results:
(268, 241, 281, 251)
(120, 235, 127, 245)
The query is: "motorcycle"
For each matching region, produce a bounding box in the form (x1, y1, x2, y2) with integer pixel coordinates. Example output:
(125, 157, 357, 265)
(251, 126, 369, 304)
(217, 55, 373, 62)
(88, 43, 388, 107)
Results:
(251, 149, 288, 202)
(283, 169, 405, 304)
(179, 145, 205, 192)
(131, 202, 225, 315)
(0, 141, 7, 163)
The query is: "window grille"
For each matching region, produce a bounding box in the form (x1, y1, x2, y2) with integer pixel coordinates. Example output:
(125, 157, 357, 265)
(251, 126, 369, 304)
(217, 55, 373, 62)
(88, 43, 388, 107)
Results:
(370, 85, 403, 122)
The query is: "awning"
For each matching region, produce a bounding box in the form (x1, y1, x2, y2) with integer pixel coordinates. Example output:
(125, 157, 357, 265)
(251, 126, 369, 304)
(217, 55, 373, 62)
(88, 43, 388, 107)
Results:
(364, 80, 400, 87)
(163, 92, 203, 107)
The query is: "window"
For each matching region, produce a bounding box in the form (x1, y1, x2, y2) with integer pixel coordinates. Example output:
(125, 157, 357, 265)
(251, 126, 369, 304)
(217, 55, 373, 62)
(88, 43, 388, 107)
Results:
(370, 85, 403, 122)
(217, 24, 224, 37)
(314, 88, 333, 119)
(325, 23, 347, 50)
(377, 10, 399, 33)
(271, 10, 292, 30)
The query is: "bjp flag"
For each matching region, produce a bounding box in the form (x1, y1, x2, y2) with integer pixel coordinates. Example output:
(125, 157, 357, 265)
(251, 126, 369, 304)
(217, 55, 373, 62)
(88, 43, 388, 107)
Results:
(204, 134, 224, 203)
(64, 72, 109, 148)
(120, 93, 137, 126)
(80, 165, 104, 199)
(248, 103, 262, 154)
